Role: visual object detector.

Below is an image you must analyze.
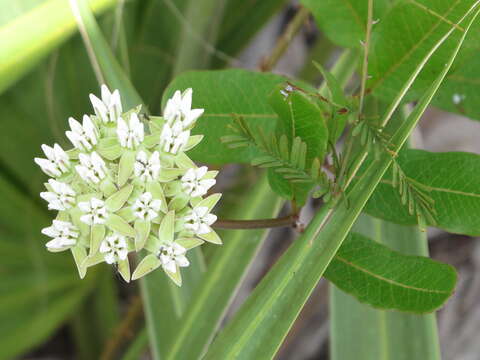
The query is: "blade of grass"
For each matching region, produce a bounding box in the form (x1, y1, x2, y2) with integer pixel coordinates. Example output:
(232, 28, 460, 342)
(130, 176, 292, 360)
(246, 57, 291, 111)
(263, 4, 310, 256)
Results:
(69, 0, 142, 109)
(171, 0, 229, 75)
(204, 7, 480, 359)
(164, 173, 282, 360)
(330, 215, 441, 360)
(0, 0, 115, 94)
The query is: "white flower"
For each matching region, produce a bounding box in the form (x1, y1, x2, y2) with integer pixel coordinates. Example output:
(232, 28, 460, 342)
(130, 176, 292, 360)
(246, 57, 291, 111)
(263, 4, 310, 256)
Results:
(100, 233, 129, 264)
(181, 166, 216, 197)
(75, 151, 107, 184)
(66, 115, 98, 151)
(131, 192, 162, 221)
(78, 197, 108, 225)
(89, 84, 123, 123)
(157, 242, 189, 273)
(164, 88, 204, 128)
(42, 220, 79, 251)
(184, 206, 217, 235)
(134, 151, 161, 182)
(159, 121, 190, 154)
(34, 144, 70, 177)
(117, 112, 144, 148)
(40, 179, 76, 211)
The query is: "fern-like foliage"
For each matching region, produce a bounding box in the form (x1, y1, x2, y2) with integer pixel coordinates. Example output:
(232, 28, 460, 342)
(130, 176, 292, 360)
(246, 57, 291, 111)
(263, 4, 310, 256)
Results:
(221, 116, 330, 192)
(353, 120, 437, 225)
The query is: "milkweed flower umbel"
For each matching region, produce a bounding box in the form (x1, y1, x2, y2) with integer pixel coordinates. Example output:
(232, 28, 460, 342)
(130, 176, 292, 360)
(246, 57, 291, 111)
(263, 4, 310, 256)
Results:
(35, 85, 221, 285)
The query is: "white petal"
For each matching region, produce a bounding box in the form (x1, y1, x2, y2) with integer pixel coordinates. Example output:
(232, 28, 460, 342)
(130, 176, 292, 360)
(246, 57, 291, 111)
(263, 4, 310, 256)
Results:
(163, 259, 177, 273)
(80, 214, 94, 225)
(104, 252, 116, 264)
(176, 255, 190, 268)
(196, 166, 208, 179)
(78, 201, 91, 212)
(203, 213, 217, 225)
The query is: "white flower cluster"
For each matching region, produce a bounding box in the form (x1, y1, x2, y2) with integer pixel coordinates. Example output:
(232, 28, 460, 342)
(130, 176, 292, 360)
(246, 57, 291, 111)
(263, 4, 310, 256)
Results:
(35, 85, 220, 285)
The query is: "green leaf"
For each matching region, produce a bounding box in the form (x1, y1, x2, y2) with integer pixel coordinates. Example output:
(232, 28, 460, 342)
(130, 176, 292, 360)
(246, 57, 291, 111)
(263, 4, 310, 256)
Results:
(270, 89, 329, 164)
(158, 210, 175, 243)
(164, 173, 282, 360)
(117, 258, 131, 283)
(367, 0, 480, 103)
(325, 232, 456, 313)
(203, 8, 479, 359)
(330, 215, 442, 360)
(162, 69, 288, 164)
(97, 137, 122, 160)
(175, 238, 204, 250)
(365, 149, 480, 235)
(117, 150, 135, 187)
(0, 0, 115, 94)
(134, 219, 151, 251)
(71, 0, 143, 109)
(89, 224, 106, 256)
(106, 213, 136, 238)
(132, 254, 161, 281)
(301, 0, 391, 48)
(268, 88, 328, 203)
(0, 175, 97, 359)
(105, 184, 133, 212)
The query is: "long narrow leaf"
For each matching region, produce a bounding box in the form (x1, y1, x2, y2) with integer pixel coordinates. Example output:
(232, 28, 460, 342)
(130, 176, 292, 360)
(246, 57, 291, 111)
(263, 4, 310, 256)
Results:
(0, 0, 115, 94)
(165, 174, 282, 360)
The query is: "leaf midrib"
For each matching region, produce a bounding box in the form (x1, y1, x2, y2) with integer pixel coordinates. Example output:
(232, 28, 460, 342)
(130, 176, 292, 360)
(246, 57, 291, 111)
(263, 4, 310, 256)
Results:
(334, 255, 449, 294)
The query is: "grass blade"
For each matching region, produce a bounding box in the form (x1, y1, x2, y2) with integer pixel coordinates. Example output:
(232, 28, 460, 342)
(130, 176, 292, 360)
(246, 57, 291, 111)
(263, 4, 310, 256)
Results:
(165, 173, 282, 360)
(0, 0, 115, 94)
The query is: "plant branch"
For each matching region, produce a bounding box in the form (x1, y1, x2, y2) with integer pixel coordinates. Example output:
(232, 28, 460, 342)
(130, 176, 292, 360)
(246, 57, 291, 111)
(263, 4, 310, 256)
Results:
(100, 295, 143, 360)
(358, 0, 374, 115)
(213, 214, 298, 230)
(260, 6, 310, 72)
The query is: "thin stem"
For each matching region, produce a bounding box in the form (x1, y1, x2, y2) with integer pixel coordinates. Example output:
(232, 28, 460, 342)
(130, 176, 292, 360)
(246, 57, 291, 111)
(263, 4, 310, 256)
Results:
(213, 214, 298, 230)
(337, 0, 373, 190)
(260, 6, 310, 72)
(100, 295, 143, 360)
(358, 0, 374, 115)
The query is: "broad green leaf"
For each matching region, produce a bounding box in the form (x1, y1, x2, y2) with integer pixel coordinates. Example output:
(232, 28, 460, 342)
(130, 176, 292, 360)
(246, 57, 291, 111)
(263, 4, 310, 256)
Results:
(162, 69, 288, 164)
(331, 215, 441, 360)
(164, 174, 282, 360)
(368, 0, 480, 102)
(269, 90, 329, 164)
(301, 0, 391, 48)
(325, 232, 456, 313)
(365, 149, 480, 236)
(432, 53, 480, 120)
(0, 0, 115, 94)
(268, 89, 329, 203)
(204, 8, 479, 359)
